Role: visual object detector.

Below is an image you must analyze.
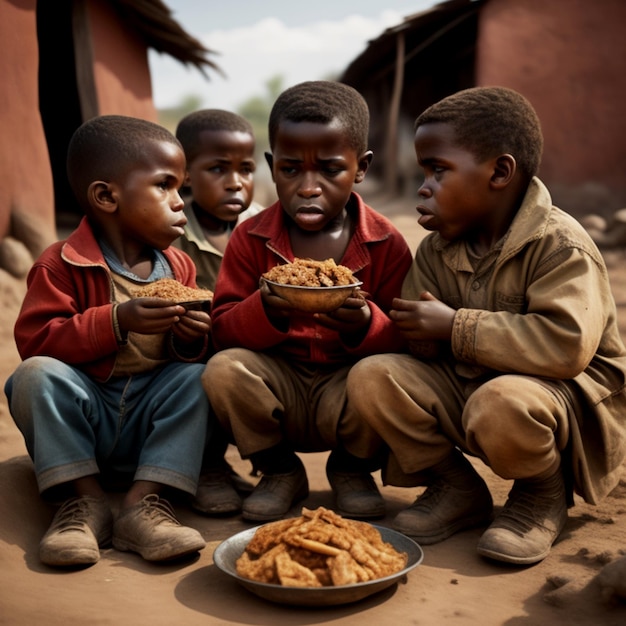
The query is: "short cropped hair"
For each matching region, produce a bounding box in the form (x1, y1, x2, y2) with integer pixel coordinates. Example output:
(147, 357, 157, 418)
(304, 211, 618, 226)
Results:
(415, 86, 543, 180)
(176, 109, 254, 162)
(66, 115, 180, 209)
(268, 81, 370, 155)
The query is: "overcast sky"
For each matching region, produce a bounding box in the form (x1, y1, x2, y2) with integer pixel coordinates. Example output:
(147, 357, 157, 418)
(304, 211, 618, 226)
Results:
(149, 0, 438, 111)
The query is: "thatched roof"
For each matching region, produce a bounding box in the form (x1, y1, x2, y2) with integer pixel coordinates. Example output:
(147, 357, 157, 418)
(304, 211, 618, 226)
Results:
(341, 0, 484, 87)
(112, 0, 223, 78)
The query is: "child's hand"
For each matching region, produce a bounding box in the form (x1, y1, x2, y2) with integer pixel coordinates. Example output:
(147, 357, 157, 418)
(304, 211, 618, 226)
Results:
(259, 278, 292, 318)
(117, 298, 187, 335)
(314, 291, 371, 335)
(390, 291, 455, 341)
(171, 308, 212, 343)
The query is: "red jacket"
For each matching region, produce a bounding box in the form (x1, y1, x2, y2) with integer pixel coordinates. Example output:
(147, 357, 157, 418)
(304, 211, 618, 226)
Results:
(211, 193, 412, 363)
(14, 217, 201, 381)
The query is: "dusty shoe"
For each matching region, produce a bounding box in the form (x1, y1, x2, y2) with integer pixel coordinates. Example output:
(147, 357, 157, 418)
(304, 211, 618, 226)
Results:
(326, 467, 385, 519)
(242, 461, 308, 522)
(230, 469, 254, 494)
(393, 476, 493, 544)
(113, 494, 206, 561)
(192, 465, 246, 516)
(477, 472, 568, 565)
(39, 496, 113, 567)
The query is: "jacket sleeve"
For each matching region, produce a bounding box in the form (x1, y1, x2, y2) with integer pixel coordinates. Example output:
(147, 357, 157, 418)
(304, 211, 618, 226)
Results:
(14, 258, 119, 364)
(210, 225, 288, 351)
(453, 247, 611, 378)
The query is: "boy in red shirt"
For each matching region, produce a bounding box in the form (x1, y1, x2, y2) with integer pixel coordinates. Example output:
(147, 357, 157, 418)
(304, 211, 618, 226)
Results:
(203, 81, 413, 522)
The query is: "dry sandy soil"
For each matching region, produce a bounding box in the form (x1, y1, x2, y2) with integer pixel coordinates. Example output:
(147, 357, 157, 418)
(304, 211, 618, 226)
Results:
(1, 189, 625, 626)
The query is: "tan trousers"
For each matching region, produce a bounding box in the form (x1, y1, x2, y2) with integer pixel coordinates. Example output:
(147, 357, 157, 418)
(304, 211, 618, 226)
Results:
(347, 354, 571, 486)
(202, 348, 383, 458)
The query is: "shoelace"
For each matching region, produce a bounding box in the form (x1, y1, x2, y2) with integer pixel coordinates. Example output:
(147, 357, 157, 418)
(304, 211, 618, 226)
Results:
(331, 471, 378, 490)
(49, 497, 96, 534)
(408, 479, 450, 511)
(139, 495, 181, 526)
(491, 487, 555, 536)
(255, 467, 306, 496)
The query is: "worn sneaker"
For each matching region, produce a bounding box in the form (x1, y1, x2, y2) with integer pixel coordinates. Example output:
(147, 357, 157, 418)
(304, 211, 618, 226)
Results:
(39, 496, 113, 567)
(326, 467, 386, 519)
(242, 461, 309, 522)
(192, 465, 247, 516)
(393, 475, 493, 544)
(113, 494, 206, 561)
(477, 472, 568, 565)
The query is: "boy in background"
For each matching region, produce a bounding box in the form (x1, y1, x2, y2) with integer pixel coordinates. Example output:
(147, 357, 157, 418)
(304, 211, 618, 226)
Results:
(174, 108, 262, 290)
(4, 115, 213, 567)
(347, 86, 626, 564)
(203, 81, 413, 522)
(174, 109, 262, 516)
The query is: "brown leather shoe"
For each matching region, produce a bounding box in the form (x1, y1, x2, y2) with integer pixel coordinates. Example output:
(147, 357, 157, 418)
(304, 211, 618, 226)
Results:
(393, 475, 493, 544)
(242, 461, 308, 522)
(477, 471, 568, 565)
(326, 467, 386, 519)
(192, 465, 248, 516)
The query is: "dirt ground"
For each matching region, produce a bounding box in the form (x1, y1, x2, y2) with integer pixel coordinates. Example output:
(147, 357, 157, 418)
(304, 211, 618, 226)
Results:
(1, 189, 625, 625)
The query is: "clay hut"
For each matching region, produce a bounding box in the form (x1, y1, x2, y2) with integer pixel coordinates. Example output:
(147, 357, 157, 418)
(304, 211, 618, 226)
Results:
(0, 0, 220, 276)
(341, 0, 626, 219)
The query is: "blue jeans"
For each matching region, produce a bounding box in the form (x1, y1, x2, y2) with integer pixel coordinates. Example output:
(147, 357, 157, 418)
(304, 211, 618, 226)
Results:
(4, 356, 211, 496)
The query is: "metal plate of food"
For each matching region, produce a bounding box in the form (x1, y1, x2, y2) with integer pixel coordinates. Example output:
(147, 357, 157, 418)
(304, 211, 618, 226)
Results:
(131, 278, 213, 308)
(213, 524, 423, 606)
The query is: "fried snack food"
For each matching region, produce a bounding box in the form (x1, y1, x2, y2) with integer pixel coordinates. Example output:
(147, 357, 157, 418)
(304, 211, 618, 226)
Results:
(235, 507, 408, 587)
(131, 278, 213, 302)
(262, 258, 355, 287)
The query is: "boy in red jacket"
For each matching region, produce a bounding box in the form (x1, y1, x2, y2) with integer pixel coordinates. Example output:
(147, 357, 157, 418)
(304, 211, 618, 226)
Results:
(4, 116, 213, 567)
(203, 81, 413, 522)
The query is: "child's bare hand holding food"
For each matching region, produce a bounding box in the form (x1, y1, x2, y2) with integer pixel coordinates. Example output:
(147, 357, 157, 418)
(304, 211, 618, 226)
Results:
(116, 298, 211, 342)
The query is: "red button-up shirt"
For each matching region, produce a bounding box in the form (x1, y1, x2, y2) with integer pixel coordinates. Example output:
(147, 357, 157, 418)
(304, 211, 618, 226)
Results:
(211, 193, 413, 364)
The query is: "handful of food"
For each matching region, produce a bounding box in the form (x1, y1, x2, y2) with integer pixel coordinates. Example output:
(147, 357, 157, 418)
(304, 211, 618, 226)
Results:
(131, 278, 213, 303)
(235, 507, 408, 587)
(262, 258, 355, 287)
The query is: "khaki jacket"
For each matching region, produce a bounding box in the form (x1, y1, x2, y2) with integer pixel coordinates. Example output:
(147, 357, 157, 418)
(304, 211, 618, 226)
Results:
(403, 178, 626, 503)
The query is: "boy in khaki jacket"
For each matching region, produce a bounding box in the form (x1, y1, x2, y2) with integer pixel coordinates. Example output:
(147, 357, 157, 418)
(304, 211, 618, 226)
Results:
(347, 86, 626, 565)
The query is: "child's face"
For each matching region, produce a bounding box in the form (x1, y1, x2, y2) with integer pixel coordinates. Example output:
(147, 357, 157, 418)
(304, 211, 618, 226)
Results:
(111, 139, 187, 250)
(269, 120, 370, 231)
(414, 122, 499, 242)
(185, 129, 256, 222)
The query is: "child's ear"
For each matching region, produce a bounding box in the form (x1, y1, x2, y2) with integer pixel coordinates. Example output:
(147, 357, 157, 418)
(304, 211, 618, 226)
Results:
(354, 150, 373, 184)
(183, 171, 192, 187)
(264, 152, 276, 182)
(88, 181, 118, 214)
(491, 154, 516, 189)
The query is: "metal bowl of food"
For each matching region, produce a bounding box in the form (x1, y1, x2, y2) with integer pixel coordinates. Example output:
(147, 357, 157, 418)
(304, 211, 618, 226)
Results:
(262, 279, 363, 313)
(213, 524, 423, 607)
